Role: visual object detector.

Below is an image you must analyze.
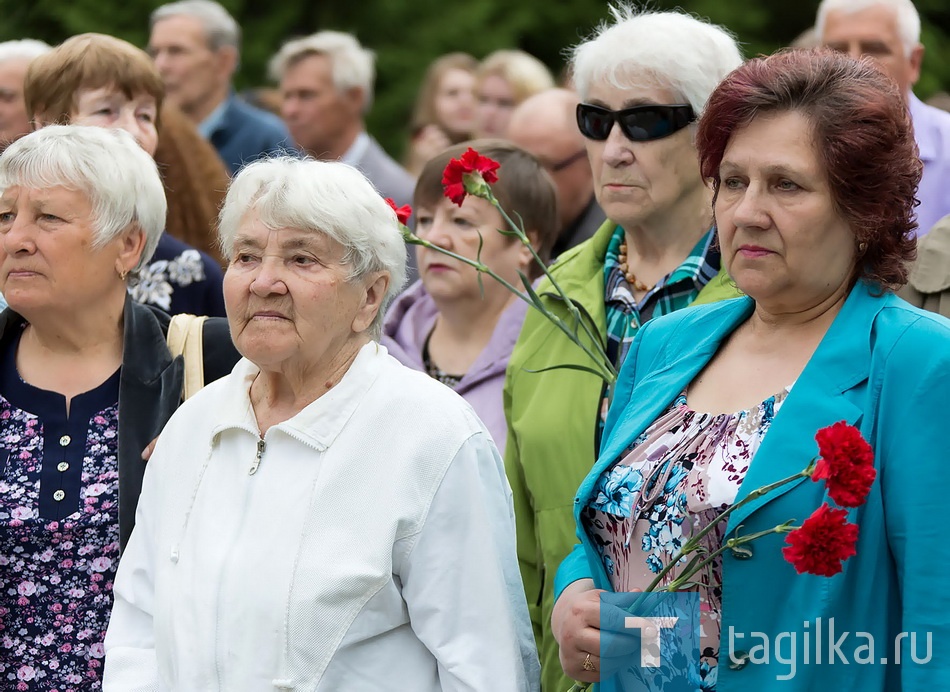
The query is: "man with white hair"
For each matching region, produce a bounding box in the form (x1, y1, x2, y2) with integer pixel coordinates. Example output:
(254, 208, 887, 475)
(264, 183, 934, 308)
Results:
(270, 31, 414, 210)
(0, 39, 49, 153)
(507, 88, 606, 258)
(817, 0, 950, 236)
(148, 0, 291, 173)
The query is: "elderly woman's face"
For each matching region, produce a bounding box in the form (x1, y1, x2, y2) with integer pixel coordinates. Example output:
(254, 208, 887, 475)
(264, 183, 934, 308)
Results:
(223, 210, 384, 373)
(71, 86, 159, 158)
(0, 185, 137, 315)
(584, 79, 704, 232)
(715, 110, 856, 311)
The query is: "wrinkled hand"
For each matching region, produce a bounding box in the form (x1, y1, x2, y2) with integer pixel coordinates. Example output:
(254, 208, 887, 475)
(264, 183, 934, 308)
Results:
(554, 582, 655, 684)
(552, 580, 604, 683)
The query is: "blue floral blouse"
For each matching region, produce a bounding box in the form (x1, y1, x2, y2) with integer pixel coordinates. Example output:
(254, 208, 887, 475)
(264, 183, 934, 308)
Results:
(582, 388, 790, 690)
(0, 330, 121, 690)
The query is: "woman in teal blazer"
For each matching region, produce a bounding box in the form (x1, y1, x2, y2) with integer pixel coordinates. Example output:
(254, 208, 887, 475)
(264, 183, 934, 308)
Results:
(552, 50, 950, 691)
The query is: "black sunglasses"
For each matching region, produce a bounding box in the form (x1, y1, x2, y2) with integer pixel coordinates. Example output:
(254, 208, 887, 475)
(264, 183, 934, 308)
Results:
(576, 103, 695, 142)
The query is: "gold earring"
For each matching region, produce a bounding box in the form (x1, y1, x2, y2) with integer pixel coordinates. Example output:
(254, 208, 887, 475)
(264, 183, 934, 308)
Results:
(119, 268, 129, 281)
(858, 242, 868, 254)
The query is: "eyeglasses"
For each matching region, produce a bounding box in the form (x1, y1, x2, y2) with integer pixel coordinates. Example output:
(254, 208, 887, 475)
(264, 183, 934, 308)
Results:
(576, 103, 695, 142)
(543, 149, 588, 173)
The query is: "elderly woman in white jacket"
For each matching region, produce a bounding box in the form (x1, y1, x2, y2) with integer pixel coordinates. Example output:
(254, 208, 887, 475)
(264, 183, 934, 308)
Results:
(103, 157, 540, 691)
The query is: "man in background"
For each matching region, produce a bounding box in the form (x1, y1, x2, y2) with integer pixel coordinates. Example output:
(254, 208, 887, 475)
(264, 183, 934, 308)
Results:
(149, 0, 292, 174)
(270, 31, 415, 281)
(0, 39, 49, 154)
(817, 0, 950, 236)
(507, 88, 605, 259)
(269, 31, 414, 210)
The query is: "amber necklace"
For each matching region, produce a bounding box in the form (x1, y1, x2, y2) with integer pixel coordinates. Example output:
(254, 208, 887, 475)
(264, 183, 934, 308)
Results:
(618, 242, 653, 292)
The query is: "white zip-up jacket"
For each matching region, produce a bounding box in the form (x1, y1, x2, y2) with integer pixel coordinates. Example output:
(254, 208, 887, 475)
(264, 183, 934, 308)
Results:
(103, 342, 540, 691)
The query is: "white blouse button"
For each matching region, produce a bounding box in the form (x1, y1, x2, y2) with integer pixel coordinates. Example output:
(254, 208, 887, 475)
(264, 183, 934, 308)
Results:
(59, 435, 71, 447)
(57, 462, 69, 472)
(53, 490, 65, 501)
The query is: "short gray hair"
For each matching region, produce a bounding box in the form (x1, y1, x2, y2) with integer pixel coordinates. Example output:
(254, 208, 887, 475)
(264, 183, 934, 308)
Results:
(218, 157, 407, 335)
(0, 126, 166, 271)
(0, 39, 51, 66)
(570, 4, 744, 114)
(268, 31, 375, 111)
(150, 0, 241, 53)
(815, 0, 921, 57)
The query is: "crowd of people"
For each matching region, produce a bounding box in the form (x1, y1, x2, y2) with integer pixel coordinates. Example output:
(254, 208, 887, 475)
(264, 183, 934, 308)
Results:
(0, 0, 948, 690)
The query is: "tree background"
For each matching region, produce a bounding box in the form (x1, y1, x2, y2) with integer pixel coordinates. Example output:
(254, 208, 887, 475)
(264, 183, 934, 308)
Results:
(2, 0, 948, 157)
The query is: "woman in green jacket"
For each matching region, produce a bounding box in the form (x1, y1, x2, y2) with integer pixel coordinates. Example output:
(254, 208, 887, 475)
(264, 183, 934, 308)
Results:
(502, 7, 743, 689)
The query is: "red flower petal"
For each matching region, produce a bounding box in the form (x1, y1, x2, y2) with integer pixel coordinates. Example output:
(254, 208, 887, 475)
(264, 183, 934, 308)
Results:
(811, 422, 876, 508)
(383, 198, 412, 226)
(441, 148, 501, 205)
(782, 503, 859, 577)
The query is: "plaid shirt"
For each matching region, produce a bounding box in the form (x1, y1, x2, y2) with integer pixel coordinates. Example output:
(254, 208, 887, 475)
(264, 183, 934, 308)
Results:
(597, 224, 720, 443)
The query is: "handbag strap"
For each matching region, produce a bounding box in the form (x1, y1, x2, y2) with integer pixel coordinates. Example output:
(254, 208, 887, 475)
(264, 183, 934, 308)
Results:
(166, 313, 208, 400)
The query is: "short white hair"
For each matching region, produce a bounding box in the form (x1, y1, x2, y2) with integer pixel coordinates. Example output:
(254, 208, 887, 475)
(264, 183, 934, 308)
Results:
(0, 39, 51, 66)
(218, 157, 407, 335)
(151, 0, 241, 53)
(0, 126, 166, 271)
(570, 5, 744, 114)
(815, 0, 921, 57)
(268, 31, 376, 111)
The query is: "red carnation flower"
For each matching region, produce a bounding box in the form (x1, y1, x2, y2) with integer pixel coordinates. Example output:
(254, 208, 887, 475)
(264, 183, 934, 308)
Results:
(782, 503, 859, 577)
(811, 421, 876, 508)
(441, 147, 501, 206)
(384, 198, 412, 226)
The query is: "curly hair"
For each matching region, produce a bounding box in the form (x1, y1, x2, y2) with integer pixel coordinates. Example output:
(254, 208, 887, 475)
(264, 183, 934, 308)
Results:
(697, 48, 920, 289)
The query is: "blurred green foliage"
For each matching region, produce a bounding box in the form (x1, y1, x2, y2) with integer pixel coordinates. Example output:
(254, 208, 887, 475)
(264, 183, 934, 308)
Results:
(1, 0, 948, 156)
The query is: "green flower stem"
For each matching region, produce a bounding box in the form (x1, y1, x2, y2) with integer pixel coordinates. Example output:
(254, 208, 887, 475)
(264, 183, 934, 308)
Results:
(640, 466, 813, 596)
(402, 230, 616, 383)
(488, 195, 616, 381)
(563, 462, 814, 692)
(665, 523, 795, 592)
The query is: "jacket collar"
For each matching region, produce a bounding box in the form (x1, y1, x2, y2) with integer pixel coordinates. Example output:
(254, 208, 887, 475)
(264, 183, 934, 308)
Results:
(211, 341, 385, 452)
(597, 281, 885, 530)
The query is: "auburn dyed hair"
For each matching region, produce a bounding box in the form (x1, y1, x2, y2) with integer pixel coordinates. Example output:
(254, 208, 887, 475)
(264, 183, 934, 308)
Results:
(697, 48, 920, 289)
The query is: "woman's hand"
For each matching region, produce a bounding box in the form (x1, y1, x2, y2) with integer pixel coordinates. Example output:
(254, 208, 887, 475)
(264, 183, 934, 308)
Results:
(552, 579, 604, 682)
(407, 125, 452, 173)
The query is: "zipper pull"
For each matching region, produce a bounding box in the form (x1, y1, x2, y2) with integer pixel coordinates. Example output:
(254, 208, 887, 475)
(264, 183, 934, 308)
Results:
(249, 438, 266, 475)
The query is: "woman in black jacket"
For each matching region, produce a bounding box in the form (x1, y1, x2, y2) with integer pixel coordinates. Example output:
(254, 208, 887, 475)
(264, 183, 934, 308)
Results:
(0, 125, 238, 690)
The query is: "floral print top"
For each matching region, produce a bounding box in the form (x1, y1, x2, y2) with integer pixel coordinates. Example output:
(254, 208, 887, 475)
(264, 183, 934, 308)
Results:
(582, 387, 790, 691)
(128, 232, 226, 318)
(0, 330, 121, 690)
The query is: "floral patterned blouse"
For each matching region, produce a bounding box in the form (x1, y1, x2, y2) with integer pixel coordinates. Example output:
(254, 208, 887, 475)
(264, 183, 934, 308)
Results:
(0, 330, 121, 690)
(582, 387, 790, 691)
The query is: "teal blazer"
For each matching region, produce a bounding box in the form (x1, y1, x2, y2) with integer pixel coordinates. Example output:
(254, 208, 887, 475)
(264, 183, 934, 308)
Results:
(555, 282, 950, 690)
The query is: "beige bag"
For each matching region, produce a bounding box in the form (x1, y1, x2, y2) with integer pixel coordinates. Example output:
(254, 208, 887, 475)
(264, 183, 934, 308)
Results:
(166, 313, 208, 400)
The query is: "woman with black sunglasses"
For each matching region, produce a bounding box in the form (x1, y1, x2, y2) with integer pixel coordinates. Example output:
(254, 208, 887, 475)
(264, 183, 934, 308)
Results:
(502, 6, 743, 691)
